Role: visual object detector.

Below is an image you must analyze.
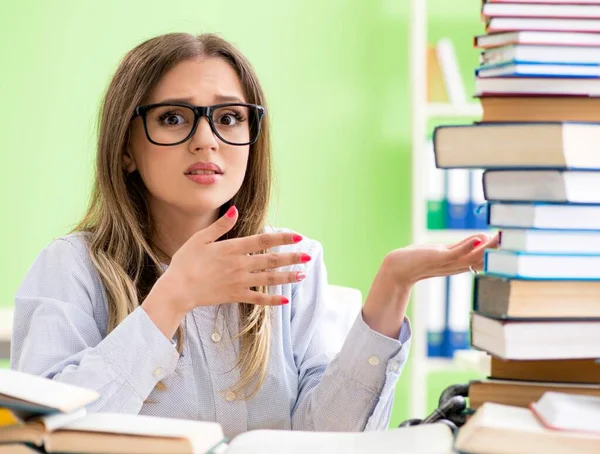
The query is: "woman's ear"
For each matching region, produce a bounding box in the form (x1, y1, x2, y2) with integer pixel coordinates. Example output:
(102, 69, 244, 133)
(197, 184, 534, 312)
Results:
(122, 150, 137, 173)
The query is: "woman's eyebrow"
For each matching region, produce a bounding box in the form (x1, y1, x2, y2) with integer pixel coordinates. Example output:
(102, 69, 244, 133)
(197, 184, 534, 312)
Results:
(155, 94, 246, 105)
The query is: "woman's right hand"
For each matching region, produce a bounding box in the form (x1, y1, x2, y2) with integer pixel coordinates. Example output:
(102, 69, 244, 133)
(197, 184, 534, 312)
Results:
(142, 206, 310, 338)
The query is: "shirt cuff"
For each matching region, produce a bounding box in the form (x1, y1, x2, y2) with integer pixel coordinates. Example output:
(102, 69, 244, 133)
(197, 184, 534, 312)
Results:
(95, 306, 181, 398)
(335, 311, 411, 391)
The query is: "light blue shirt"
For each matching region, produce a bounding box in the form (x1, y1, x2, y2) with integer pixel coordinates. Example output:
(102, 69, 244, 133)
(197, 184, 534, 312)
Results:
(10, 231, 411, 438)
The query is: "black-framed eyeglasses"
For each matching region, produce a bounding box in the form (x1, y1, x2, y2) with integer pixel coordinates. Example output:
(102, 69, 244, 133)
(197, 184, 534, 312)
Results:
(132, 102, 266, 146)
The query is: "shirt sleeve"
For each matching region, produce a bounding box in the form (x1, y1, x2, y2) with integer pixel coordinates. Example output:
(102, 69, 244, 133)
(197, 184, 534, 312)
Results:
(289, 240, 411, 431)
(10, 237, 181, 413)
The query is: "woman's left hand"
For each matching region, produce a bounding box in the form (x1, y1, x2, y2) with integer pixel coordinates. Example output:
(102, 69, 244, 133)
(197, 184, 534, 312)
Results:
(362, 233, 500, 339)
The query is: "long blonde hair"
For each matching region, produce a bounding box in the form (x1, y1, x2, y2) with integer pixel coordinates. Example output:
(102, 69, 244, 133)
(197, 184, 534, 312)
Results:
(74, 33, 272, 397)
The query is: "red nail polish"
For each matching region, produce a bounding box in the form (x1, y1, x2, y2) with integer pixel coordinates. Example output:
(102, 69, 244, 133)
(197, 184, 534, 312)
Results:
(292, 234, 303, 243)
(296, 271, 306, 282)
(280, 296, 289, 305)
(226, 206, 237, 219)
(300, 253, 312, 263)
(473, 240, 482, 248)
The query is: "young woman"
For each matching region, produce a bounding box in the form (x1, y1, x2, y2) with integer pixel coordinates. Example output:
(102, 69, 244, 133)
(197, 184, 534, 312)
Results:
(11, 33, 496, 437)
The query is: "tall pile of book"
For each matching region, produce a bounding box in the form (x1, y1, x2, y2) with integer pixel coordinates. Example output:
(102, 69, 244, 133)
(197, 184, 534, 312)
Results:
(433, 0, 600, 451)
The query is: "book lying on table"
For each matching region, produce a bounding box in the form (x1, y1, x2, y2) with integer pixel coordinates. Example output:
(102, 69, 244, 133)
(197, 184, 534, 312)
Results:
(531, 392, 600, 435)
(0, 370, 225, 454)
(470, 312, 600, 359)
(490, 357, 600, 385)
(455, 402, 600, 454)
(0, 370, 455, 454)
(224, 424, 454, 454)
(433, 123, 600, 169)
(469, 379, 600, 410)
(0, 369, 99, 419)
(474, 275, 600, 319)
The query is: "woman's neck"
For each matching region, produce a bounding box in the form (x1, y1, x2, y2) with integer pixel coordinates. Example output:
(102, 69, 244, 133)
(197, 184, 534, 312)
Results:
(149, 200, 220, 263)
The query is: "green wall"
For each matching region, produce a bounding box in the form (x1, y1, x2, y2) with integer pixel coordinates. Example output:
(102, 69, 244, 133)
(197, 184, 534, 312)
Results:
(0, 0, 482, 425)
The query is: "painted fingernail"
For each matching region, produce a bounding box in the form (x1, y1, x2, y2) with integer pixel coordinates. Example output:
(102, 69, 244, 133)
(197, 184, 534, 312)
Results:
(300, 253, 312, 263)
(292, 234, 303, 243)
(280, 296, 289, 305)
(473, 240, 482, 248)
(296, 271, 306, 282)
(226, 206, 237, 219)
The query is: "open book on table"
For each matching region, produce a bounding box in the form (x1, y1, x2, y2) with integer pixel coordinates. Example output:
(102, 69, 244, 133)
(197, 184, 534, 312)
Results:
(0, 369, 454, 453)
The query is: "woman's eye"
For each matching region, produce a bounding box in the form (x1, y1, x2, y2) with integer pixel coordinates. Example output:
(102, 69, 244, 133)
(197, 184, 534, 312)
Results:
(217, 113, 238, 126)
(160, 113, 186, 126)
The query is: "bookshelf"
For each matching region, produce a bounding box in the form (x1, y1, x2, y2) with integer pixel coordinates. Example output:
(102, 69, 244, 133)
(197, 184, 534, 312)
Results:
(408, 0, 484, 419)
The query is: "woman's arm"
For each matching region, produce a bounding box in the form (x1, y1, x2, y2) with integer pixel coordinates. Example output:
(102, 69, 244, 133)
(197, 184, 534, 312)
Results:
(290, 233, 498, 431)
(289, 241, 410, 432)
(11, 237, 181, 413)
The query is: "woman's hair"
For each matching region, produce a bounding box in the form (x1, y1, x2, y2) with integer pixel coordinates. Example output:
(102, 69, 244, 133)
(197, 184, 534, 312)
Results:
(74, 33, 272, 398)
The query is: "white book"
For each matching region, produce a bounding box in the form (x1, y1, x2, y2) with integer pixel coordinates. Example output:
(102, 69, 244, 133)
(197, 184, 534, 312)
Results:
(455, 402, 600, 454)
(471, 313, 600, 360)
(531, 392, 600, 435)
(476, 76, 600, 96)
(485, 249, 600, 279)
(488, 17, 600, 33)
(225, 423, 454, 454)
(484, 170, 600, 204)
(486, 0, 600, 4)
(499, 229, 600, 254)
(484, 2, 600, 19)
(475, 30, 600, 49)
(481, 45, 600, 66)
(0, 369, 99, 415)
(488, 203, 600, 230)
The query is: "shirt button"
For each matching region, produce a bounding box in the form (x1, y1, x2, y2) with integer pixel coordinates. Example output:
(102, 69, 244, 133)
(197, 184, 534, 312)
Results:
(389, 360, 400, 372)
(153, 367, 164, 378)
(211, 332, 222, 343)
(368, 356, 380, 366)
(225, 391, 236, 402)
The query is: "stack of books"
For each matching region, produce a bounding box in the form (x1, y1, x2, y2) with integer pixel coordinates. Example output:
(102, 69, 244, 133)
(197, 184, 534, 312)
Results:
(433, 0, 600, 415)
(0, 369, 226, 453)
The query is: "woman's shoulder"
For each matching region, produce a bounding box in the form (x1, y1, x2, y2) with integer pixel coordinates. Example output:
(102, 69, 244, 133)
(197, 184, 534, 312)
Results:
(37, 231, 96, 269)
(17, 231, 102, 302)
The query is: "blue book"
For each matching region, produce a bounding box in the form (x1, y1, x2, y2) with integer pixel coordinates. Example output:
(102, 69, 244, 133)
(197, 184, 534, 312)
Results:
(476, 60, 600, 79)
(488, 202, 600, 231)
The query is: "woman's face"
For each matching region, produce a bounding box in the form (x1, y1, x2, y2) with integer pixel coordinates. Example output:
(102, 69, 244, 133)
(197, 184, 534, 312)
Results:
(127, 57, 250, 219)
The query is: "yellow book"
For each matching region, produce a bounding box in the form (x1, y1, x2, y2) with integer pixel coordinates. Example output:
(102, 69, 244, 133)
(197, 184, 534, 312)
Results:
(0, 408, 21, 428)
